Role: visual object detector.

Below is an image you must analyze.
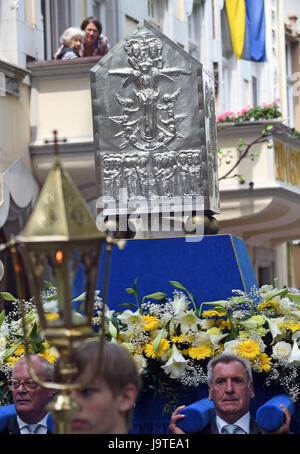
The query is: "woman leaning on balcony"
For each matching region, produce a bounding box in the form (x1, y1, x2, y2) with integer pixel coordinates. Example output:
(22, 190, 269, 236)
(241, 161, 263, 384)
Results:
(79, 16, 110, 58)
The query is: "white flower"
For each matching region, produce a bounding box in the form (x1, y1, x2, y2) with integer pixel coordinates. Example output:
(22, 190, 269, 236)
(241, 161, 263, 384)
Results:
(264, 316, 285, 340)
(232, 310, 245, 320)
(161, 344, 189, 379)
(176, 310, 200, 333)
(43, 300, 59, 313)
(291, 311, 300, 320)
(0, 337, 6, 352)
(207, 332, 229, 348)
(198, 319, 215, 330)
(118, 309, 143, 327)
(0, 336, 6, 365)
(172, 293, 189, 315)
(279, 297, 293, 315)
(287, 340, 300, 364)
(272, 341, 292, 360)
(192, 331, 211, 346)
(133, 354, 147, 374)
(223, 339, 240, 355)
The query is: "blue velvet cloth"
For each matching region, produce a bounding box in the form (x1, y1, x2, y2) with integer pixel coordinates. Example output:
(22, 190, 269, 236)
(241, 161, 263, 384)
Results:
(256, 395, 295, 431)
(177, 398, 216, 433)
(73, 234, 259, 311)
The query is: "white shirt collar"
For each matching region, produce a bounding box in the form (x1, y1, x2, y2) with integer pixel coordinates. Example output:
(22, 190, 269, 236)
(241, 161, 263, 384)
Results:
(17, 414, 49, 433)
(216, 412, 251, 434)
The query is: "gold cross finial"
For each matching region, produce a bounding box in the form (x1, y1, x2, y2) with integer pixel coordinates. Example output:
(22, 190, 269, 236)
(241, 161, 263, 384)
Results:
(45, 130, 67, 159)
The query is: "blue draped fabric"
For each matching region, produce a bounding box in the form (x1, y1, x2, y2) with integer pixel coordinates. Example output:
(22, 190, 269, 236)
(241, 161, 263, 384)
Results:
(243, 0, 267, 62)
(73, 234, 259, 312)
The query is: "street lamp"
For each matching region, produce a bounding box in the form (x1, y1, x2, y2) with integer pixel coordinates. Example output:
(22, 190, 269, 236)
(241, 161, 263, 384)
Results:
(2, 131, 124, 433)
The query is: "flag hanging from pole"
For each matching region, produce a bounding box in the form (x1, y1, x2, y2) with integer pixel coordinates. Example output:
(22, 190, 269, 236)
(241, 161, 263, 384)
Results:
(225, 0, 267, 62)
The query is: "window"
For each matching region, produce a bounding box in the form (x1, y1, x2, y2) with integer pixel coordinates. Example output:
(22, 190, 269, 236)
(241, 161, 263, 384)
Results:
(252, 76, 258, 107)
(93, 0, 106, 31)
(286, 41, 294, 127)
(221, 3, 233, 58)
(25, 0, 35, 28)
(255, 248, 276, 287)
(188, 0, 203, 60)
(148, 0, 156, 18)
(41, 0, 78, 60)
(243, 79, 250, 107)
(147, 0, 163, 28)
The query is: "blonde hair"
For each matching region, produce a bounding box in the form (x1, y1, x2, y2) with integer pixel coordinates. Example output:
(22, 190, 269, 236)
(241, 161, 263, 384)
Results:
(60, 27, 85, 45)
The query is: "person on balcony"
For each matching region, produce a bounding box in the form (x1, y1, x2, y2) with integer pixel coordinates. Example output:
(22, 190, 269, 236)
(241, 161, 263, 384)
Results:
(79, 16, 109, 58)
(54, 27, 85, 60)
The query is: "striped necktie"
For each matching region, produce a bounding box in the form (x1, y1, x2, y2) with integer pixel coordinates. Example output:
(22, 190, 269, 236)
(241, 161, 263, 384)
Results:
(27, 423, 42, 434)
(222, 424, 240, 434)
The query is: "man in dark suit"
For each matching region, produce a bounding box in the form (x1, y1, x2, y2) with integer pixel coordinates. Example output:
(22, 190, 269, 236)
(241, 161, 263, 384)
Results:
(0, 355, 54, 434)
(169, 353, 291, 434)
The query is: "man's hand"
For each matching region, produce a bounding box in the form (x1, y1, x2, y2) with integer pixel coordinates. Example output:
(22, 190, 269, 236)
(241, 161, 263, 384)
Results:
(265, 405, 291, 434)
(169, 405, 187, 434)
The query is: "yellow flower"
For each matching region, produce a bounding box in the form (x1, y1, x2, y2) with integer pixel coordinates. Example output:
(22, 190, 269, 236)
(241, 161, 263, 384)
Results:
(170, 334, 193, 344)
(202, 310, 227, 318)
(216, 318, 230, 331)
(45, 313, 59, 322)
(6, 356, 21, 367)
(215, 345, 224, 355)
(13, 345, 25, 357)
(278, 322, 300, 333)
(141, 315, 159, 331)
(257, 300, 279, 311)
(143, 338, 170, 359)
(237, 340, 261, 360)
(254, 353, 272, 373)
(188, 344, 213, 360)
(38, 350, 57, 364)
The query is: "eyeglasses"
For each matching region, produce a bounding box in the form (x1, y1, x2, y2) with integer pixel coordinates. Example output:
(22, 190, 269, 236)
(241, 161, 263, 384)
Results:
(8, 379, 38, 390)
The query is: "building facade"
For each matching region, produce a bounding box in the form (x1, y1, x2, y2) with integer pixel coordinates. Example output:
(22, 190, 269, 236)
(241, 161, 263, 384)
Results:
(0, 0, 299, 292)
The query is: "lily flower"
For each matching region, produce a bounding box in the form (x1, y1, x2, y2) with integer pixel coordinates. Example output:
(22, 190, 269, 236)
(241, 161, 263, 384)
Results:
(161, 344, 189, 379)
(288, 340, 300, 364)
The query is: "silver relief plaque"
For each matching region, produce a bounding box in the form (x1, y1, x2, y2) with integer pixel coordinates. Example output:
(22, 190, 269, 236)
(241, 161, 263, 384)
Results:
(90, 21, 220, 220)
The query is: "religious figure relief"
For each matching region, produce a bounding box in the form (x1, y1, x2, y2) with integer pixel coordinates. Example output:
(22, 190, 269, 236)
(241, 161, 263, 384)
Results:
(186, 150, 203, 196)
(160, 152, 177, 197)
(109, 33, 191, 152)
(123, 154, 139, 199)
(135, 153, 150, 198)
(177, 152, 190, 196)
(102, 154, 123, 199)
(151, 153, 164, 197)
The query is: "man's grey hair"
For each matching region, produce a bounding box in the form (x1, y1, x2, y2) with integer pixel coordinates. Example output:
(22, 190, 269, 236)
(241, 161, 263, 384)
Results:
(60, 27, 85, 45)
(207, 353, 253, 386)
(13, 354, 54, 382)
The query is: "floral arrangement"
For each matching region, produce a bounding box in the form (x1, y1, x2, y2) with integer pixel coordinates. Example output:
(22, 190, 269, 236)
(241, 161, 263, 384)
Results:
(101, 280, 300, 412)
(1, 279, 300, 414)
(217, 99, 281, 123)
(0, 282, 60, 405)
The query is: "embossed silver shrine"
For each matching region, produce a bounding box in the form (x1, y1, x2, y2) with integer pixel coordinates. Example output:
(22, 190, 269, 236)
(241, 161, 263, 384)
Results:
(91, 21, 219, 235)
